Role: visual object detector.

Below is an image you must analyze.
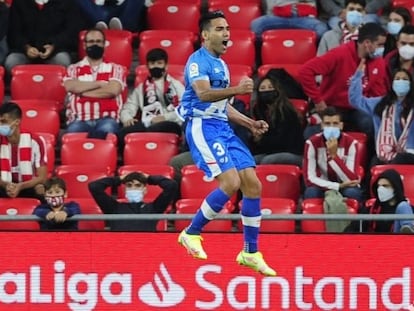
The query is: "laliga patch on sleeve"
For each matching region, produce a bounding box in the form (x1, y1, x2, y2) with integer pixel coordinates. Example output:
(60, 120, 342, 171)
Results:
(189, 63, 199, 78)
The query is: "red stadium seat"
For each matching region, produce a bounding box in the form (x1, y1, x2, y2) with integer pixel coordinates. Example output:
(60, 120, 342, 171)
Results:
(221, 30, 256, 68)
(61, 132, 118, 146)
(175, 198, 234, 232)
(180, 165, 237, 208)
(0, 198, 41, 230)
(289, 99, 309, 126)
(20, 107, 60, 139)
(346, 131, 368, 168)
(138, 30, 195, 65)
(208, 1, 262, 30)
(11, 64, 67, 106)
(36, 132, 56, 177)
(60, 139, 117, 174)
(261, 29, 317, 65)
(370, 165, 414, 197)
(123, 132, 180, 165)
(237, 198, 296, 232)
(0, 66, 4, 102)
(255, 164, 302, 202)
(66, 197, 106, 230)
(301, 198, 358, 232)
(146, 2, 201, 34)
(257, 63, 303, 82)
(12, 99, 61, 112)
(55, 165, 112, 199)
(228, 64, 254, 109)
(79, 29, 133, 69)
(134, 64, 185, 86)
(117, 164, 175, 199)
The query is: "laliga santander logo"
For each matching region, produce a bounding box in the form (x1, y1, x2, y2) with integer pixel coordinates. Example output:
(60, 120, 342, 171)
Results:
(0, 260, 185, 310)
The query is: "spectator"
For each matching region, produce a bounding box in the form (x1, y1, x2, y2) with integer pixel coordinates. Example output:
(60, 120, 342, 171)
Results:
(74, 0, 146, 32)
(4, 0, 81, 74)
(250, 0, 328, 43)
(0, 0, 9, 65)
(384, 25, 414, 81)
(319, 0, 390, 29)
(33, 177, 81, 230)
(317, 0, 366, 56)
(349, 59, 414, 165)
(0, 102, 47, 201)
(384, 6, 412, 57)
(251, 73, 304, 167)
(299, 22, 388, 140)
(303, 107, 363, 201)
(118, 48, 184, 149)
(88, 171, 177, 231)
(368, 169, 414, 233)
(63, 28, 127, 136)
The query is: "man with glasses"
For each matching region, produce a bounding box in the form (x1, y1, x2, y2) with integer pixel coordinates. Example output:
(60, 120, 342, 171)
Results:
(176, 10, 276, 276)
(63, 28, 127, 136)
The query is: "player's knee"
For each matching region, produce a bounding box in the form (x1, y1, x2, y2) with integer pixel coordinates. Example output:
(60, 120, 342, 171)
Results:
(220, 178, 241, 196)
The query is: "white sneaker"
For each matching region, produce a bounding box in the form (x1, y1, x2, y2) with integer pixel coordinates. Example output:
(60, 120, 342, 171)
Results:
(109, 17, 123, 30)
(400, 224, 414, 233)
(95, 21, 108, 30)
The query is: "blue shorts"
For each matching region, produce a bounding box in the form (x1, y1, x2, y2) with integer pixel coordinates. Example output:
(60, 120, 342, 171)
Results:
(186, 118, 255, 178)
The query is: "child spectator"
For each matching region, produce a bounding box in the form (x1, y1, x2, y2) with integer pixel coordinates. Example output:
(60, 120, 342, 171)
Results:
(33, 177, 81, 230)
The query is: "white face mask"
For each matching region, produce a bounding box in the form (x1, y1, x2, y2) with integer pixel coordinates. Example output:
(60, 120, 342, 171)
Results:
(125, 189, 144, 203)
(377, 186, 395, 202)
(399, 44, 414, 60)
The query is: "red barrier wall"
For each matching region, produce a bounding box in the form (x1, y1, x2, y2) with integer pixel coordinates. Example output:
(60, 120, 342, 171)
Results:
(0, 232, 412, 310)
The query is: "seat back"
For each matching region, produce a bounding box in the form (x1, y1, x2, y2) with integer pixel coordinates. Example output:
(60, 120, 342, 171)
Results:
(255, 164, 302, 202)
(0, 198, 41, 230)
(11, 64, 67, 105)
(261, 29, 317, 64)
(301, 198, 358, 232)
(221, 30, 256, 68)
(60, 139, 117, 174)
(67, 197, 106, 230)
(208, 1, 262, 30)
(123, 133, 180, 165)
(36, 132, 56, 177)
(20, 107, 60, 139)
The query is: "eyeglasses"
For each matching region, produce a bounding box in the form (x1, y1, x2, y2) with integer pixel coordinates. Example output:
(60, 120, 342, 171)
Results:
(84, 39, 105, 44)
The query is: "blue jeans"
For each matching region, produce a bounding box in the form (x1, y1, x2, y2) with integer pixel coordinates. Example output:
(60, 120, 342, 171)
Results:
(393, 202, 414, 233)
(304, 186, 362, 202)
(66, 117, 120, 135)
(74, 0, 145, 32)
(4, 52, 71, 74)
(251, 15, 329, 41)
(254, 152, 303, 168)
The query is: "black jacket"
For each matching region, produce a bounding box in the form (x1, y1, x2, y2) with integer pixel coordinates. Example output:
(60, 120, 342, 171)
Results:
(88, 175, 177, 231)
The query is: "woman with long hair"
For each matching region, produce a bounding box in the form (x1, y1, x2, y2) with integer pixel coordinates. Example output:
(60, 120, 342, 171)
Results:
(349, 59, 414, 165)
(251, 73, 304, 167)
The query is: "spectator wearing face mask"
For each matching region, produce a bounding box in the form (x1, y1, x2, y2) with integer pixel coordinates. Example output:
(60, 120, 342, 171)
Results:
(349, 59, 414, 165)
(303, 107, 363, 201)
(63, 28, 127, 137)
(299, 23, 388, 141)
(33, 177, 81, 230)
(367, 169, 414, 233)
(383, 7, 412, 57)
(384, 25, 414, 82)
(118, 48, 184, 150)
(250, 74, 304, 167)
(88, 171, 177, 231)
(317, 0, 366, 56)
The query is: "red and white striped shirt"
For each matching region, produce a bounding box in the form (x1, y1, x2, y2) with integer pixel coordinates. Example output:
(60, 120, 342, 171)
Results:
(64, 58, 126, 122)
(303, 132, 360, 191)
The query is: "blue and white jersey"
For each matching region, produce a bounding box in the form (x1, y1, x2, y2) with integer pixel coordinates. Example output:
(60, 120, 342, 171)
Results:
(177, 46, 230, 121)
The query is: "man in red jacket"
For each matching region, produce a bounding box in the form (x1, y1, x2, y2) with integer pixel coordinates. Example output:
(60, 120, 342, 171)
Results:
(299, 22, 388, 140)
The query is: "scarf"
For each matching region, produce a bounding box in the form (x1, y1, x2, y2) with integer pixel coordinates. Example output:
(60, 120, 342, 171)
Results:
(141, 76, 179, 125)
(340, 22, 359, 44)
(377, 104, 413, 162)
(0, 133, 33, 182)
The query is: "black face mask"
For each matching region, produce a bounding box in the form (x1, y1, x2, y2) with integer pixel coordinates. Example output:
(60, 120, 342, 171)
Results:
(149, 67, 165, 79)
(86, 45, 104, 60)
(258, 90, 278, 103)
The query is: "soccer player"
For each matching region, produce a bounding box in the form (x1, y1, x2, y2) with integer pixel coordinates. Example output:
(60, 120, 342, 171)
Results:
(176, 10, 276, 276)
